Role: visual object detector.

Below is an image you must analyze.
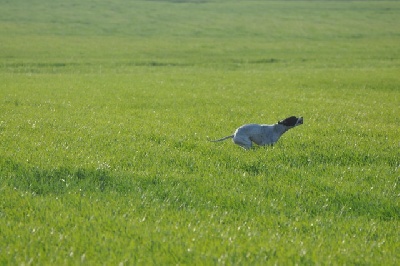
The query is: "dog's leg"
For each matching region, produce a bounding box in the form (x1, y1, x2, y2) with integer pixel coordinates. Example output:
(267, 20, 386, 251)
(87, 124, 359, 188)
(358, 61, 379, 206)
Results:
(233, 135, 252, 149)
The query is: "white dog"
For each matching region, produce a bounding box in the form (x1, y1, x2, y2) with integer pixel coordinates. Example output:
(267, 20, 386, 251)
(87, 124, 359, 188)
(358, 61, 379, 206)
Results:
(210, 116, 303, 149)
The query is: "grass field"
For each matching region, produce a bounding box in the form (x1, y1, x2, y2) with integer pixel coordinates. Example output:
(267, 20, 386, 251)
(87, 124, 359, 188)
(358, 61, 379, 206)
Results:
(1, 0, 399, 264)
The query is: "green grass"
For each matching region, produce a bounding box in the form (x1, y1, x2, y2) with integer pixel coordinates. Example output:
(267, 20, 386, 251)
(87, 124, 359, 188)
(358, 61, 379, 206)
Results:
(1, 0, 399, 264)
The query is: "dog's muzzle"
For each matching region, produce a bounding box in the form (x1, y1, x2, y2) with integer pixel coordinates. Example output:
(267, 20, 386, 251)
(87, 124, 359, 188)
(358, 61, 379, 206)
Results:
(297, 117, 304, 125)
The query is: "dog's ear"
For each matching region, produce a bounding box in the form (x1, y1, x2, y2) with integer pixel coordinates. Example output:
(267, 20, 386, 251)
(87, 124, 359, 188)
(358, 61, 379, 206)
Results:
(279, 116, 298, 126)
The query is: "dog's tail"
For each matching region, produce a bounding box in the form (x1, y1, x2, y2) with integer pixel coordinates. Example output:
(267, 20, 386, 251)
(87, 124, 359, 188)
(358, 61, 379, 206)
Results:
(209, 135, 234, 142)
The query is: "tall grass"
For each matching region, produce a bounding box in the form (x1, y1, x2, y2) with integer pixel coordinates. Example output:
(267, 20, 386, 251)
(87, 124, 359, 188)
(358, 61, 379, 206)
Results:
(1, 0, 399, 264)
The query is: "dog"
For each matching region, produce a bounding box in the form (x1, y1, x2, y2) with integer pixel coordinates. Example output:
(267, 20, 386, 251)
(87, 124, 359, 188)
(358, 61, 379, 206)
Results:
(210, 116, 303, 149)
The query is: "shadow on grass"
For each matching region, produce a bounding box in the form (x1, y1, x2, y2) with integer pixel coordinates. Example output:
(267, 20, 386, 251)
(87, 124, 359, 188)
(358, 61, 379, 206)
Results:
(2, 159, 112, 195)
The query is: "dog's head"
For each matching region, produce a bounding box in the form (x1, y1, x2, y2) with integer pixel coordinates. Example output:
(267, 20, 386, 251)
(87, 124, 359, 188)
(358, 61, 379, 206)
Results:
(278, 116, 303, 127)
